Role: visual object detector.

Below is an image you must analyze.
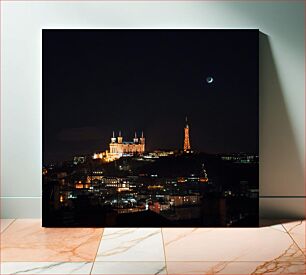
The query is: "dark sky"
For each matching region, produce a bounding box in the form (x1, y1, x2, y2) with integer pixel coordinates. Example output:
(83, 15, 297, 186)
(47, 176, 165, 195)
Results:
(43, 29, 258, 164)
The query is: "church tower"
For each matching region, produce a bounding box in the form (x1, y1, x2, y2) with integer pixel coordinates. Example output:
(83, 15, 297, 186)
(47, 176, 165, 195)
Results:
(183, 117, 191, 153)
(140, 131, 145, 144)
(111, 131, 116, 143)
(133, 132, 139, 143)
(140, 131, 145, 152)
(118, 131, 123, 144)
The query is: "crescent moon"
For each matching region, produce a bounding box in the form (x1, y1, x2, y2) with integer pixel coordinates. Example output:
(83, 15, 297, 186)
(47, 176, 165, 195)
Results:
(206, 76, 214, 84)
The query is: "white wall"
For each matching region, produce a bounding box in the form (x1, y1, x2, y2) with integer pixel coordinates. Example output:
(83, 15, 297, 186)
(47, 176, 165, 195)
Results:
(1, 1, 304, 219)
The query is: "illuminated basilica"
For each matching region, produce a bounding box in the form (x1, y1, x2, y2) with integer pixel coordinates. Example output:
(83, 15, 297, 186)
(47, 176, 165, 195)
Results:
(93, 131, 145, 162)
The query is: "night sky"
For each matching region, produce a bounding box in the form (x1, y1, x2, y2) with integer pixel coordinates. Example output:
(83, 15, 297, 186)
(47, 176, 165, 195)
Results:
(43, 30, 258, 164)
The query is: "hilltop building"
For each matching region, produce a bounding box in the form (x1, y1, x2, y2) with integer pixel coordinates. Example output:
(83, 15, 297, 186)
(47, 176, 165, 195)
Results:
(93, 131, 145, 162)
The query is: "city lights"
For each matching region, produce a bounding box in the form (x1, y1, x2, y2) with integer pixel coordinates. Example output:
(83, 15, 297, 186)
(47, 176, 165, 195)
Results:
(43, 117, 258, 227)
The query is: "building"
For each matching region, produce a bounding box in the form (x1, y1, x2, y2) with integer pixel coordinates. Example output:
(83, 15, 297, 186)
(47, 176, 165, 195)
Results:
(109, 131, 145, 157)
(73, 156, 86, 165)
(170, 194, 201, 206)
(93, 131, 145, 162)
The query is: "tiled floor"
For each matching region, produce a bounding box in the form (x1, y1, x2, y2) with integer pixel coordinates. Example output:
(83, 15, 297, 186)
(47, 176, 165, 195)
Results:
(0, 219, 305, 274)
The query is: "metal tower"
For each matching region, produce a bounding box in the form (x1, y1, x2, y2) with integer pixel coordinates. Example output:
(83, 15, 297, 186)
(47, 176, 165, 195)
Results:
(183, 116, 191, 153)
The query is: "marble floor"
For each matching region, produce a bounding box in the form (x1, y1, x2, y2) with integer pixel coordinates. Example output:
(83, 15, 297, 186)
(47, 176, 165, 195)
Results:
(0, 219, 305, 274)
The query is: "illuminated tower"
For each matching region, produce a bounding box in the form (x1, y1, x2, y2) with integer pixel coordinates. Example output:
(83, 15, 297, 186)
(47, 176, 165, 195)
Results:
(118, 131, 123, 144)
(133, 132, 139, 143)
(140, 131, 145, 145)
(140, 131, 145, 152)
(111, 131, 116, 143)
(183, 117, 191, 153)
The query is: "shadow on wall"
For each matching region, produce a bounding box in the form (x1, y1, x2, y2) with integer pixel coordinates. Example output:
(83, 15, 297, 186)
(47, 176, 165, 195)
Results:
(259, 32, 304, 219)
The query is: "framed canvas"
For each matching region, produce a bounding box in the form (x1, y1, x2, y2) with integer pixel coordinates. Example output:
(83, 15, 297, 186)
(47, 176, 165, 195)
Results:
(43, 29, 259, 227)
